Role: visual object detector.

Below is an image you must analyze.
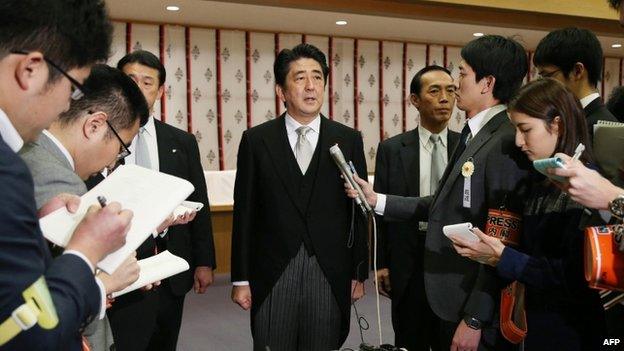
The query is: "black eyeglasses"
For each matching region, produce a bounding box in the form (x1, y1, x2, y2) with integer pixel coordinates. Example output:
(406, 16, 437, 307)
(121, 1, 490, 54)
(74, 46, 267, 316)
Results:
(105, 120, 132, 161)
(11, 50, 85, 100)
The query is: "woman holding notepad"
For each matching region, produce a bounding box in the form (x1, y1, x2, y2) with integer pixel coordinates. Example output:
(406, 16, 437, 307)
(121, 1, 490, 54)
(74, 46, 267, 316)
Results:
(450, 78, 606, 350)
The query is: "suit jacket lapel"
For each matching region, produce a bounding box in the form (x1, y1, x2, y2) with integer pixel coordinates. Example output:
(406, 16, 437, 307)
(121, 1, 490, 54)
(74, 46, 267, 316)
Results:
(583, 97, 601, 117)
(262, 114, 305, 217)
(399, 128, 420, 196)
(432, 111, 508, 209)
(307, 115, 338, 211)
(154, 119, 176, 175)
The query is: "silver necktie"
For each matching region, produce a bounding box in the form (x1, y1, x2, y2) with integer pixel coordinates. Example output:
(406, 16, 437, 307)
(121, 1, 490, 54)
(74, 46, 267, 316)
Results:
(295, 126, 313, 173)
(430, 133, 445, 195)
(135, 127, 152, 170)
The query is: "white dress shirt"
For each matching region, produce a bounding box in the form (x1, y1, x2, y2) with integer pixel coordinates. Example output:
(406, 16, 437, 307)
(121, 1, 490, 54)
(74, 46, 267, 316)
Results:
(466, 104, 507, 140)
(126, 115, 160, 171)
(233, 113, 321, 287)
(285, 113, 321, 152)
(0, 107, 24, 152)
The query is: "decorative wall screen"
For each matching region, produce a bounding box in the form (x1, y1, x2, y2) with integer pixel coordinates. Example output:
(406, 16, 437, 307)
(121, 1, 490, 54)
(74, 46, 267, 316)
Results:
(110, 22, 624, 172)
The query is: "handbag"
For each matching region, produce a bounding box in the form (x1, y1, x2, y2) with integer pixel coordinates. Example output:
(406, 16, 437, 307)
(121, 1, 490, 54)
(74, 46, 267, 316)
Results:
(584, 224, 624, 291)
(500, 281, 527, 344)
(486, 207, 526, 343)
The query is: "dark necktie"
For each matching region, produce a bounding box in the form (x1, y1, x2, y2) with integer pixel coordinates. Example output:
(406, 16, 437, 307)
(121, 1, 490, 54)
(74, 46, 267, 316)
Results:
(448, 123, 471, 168)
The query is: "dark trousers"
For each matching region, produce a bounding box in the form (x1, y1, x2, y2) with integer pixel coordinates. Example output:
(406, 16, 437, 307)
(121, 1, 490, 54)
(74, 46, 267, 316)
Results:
(108, 290, 159, 351)
(392, 235, 441, 351)
(146, 280, 186, 351)
(252, 245, 342, 351)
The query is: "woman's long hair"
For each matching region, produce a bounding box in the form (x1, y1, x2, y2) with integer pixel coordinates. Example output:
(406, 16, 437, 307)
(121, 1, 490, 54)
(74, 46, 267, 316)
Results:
(508, 78, 593, 164)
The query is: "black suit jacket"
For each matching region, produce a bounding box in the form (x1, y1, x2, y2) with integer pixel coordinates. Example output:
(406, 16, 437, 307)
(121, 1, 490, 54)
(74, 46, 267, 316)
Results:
(0, 136, 99, 351)
(153, 119, 216, 296)
(373, 127, 459, 302)
(385, 110, 530, 324)
(584, 97, 617, 131)
(231, 114, 368, 343)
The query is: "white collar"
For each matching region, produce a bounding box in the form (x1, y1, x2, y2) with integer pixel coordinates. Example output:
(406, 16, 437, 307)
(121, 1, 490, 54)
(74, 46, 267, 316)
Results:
(142, 115, 156, 136)
(0, 107, 24, 152)
(285, 113, 321, 135)
(42, 129, 75, 170)
(580, 93, 600, 109)
(418, 126, 448, 148)
(467, 104, 506, 137)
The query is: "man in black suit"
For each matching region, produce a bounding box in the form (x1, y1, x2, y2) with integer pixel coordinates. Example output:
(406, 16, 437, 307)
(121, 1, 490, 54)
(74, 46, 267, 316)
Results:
(374, 65, 460, 351)
(350, 35, 530, 351)
(106, 51, 216, 351)
(231, 43, 369, 351)
(534, 27, 617, 131)
(0, 1, 135, 350)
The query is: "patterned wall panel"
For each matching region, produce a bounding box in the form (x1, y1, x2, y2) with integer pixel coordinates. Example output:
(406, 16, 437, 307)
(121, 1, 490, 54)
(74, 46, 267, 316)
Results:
(429, 45, 444, 67)
(357, 40, 380, 171)
(108, 22, 127, 67)
(189, 28, 219, 170)
(128, 24, 162, 120)
(404, 44, 427, 131)
(445, 46, 466, 133)
(249, 32, 277, 127)
(604, 57, 622, 101)
(305, 35, 331, 118)
(162, 25, 188, 131)
(115, 22, 624, 174)
(331, 38, 355, 128)
(219, 30, 247, 170)
(381, 41, 404, 140)
(278, 33, 303, 52)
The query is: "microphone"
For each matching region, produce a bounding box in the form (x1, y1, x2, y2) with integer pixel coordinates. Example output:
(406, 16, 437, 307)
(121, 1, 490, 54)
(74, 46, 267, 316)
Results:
(329, 144, 372, 214)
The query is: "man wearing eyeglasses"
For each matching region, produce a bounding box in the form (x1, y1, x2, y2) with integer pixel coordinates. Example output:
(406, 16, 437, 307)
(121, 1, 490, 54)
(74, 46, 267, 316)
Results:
(105, 50, 216, 351)
(0, 1, 136, 350)
(20, 64, 149, 351)
(533, 27, 617, 132)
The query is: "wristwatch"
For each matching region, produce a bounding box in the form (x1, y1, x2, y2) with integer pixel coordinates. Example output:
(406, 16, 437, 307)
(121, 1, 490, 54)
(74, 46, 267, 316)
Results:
(609, 194, 624, 219)
(463, 315, 483, 330)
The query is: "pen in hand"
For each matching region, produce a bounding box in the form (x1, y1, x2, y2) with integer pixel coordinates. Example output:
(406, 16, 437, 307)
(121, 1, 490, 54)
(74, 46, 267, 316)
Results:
(97, 196, 107, 208)
(571, 143, 585, 162)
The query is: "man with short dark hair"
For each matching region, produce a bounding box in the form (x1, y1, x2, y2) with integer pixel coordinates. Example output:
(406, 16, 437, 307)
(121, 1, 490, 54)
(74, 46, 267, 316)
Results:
(351, 35, 530, 350)
(0, 1, 134, 350)
(374, 65, 460, 351)
(110, 50, 216, 351)
(20, 64, 149, 351)
(231, 43, 369, 351)
(534, 27, 617, 130)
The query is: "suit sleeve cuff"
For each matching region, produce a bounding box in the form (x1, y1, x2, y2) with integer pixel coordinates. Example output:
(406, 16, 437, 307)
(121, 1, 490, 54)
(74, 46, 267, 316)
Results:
(63, 251, 105, 319)
(232, 281, 249, 286)
(374, 194, 386, 215)
(63, 250, 95, 273)
(497, 247, 529, 281)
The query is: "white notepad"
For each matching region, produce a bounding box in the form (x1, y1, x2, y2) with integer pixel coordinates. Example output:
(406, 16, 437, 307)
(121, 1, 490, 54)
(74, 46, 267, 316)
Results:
(173, 200, 204, 218)
(38, 165, 194, 274)
(111, 250, 190, 297)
